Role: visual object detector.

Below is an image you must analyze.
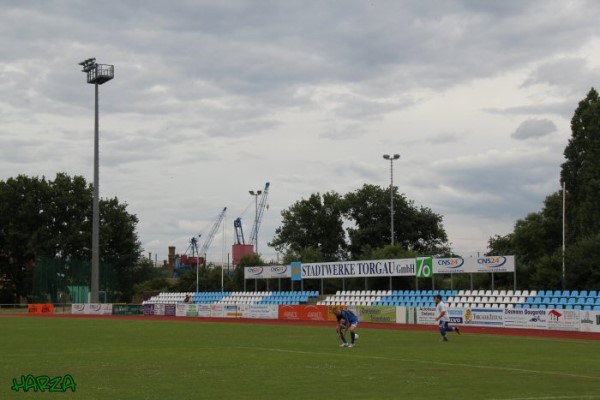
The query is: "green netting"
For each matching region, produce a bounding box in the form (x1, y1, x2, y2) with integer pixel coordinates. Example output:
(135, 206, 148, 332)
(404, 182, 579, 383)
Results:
(32, 257, 118, 303)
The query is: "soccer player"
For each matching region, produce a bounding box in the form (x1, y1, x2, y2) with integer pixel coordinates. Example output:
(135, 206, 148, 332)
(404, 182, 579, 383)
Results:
(434, 294, 460, 341)
(333, 307, 359, 347)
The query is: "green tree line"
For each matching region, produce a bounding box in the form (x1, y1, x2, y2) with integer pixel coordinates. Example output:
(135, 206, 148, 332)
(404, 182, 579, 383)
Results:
(488, 88, 600, 290)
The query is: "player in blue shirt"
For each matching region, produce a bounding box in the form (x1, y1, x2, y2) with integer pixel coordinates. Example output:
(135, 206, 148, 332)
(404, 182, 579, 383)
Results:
(333, 307, 359, 347)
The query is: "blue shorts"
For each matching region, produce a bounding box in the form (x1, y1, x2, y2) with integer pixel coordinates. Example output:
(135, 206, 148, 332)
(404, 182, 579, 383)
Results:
(438, 321, 450, 329)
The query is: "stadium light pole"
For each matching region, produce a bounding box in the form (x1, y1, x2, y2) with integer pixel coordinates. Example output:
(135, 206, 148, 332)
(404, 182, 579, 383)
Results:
(383, 154, 400, 246)
(79, 58, 114, 303)
(249, 190, 262, 253)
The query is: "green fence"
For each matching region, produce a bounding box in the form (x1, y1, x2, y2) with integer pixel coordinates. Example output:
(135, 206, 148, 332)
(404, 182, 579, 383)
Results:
(32, 258, 119, 303)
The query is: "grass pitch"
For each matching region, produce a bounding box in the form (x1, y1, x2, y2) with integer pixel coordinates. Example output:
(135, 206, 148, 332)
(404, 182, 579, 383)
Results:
(1, 316, 599, 400)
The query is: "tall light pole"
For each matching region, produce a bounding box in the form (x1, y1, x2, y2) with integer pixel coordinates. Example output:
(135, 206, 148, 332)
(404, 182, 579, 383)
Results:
(383, 154, 400, 246)
(79, 58, 114, 303)
(249, 190, 262, 253)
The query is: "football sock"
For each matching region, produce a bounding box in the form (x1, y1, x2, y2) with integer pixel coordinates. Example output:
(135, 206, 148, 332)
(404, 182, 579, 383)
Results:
(350, 331, 355, 344)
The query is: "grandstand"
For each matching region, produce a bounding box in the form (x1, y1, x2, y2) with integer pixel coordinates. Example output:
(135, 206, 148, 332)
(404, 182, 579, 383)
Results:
(320, 289, 600, 310)
(144, 291, 320, 306)
(143, 289, 600, 310)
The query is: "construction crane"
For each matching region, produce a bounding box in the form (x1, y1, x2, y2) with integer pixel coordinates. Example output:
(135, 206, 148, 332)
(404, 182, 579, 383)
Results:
(232, 182, 270, 264)
(249, 182, 270, 251)
(234, 217, 245, 245)
(173, 207, 227, 277)
(199, 207, 227, 256)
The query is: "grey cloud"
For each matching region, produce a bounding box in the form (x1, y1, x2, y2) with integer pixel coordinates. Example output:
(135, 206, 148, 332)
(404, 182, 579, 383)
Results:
(522, 57, 600, 95)
(511, 119, 557, 140)
(483, 101, 575, 118)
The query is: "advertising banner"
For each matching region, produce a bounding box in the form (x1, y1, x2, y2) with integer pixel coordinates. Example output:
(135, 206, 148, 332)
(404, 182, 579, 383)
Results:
(434, 258, 468, 274)
(579, 310, 600, 333)
(28, 303, 54, 314)
(144, 304, 155, 316)
(416, 257, 433, 278)
(224, 305, 242, 318)
(165, 304, 176, 316)
(198, 304, 211, 318)
(112, 304, 143, 315)
(356, 306, 397, 323)
(244, 265, 291, 279)
(279, 305, 329, 321)
(87, 303, 103, 315)
(244, 304, 278, 319)
(301, 259, 416, 279)
(210, 304, 225, 318)
(547, 309, 580, 331)
(186, 304, 199, 317)
(153, 303, 165, 316)
(416, 307, 437, 325)
(448, 308, 465, 325)
(434, 256, 515, 274)
(175, 304, 187, 317)
(463, 308, 504, 327)
(405, 307, 416, 324)
(246, 255, 515, 279)
(396, 307, 407, 324)
(71, 304, 86, 314)
(503, 308, 547, 329)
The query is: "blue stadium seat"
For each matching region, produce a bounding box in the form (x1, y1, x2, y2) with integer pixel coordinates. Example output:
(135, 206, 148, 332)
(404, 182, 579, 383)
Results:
(580, 290, 588, 297)
(543, 297, 552, 304)
(551, 297, 559, 304)
(559, 298, 567, 305)
(577, 298, 587, 305)
(534, 297, 542, 304)
(589, 290, 598, 298)
(574, 305, 582, 310)
(538, 290, 546, 297)
(552, 290, 562, 297)
(570, 290, 579, 297)
(595, 298, 600, 305)
(554, 304, 563, 309)
(525, 297, 534, 304)
(539, 304, 547, 309)
(568, 298, 576, 305)
(583, 305, 592, 311)
(594, 306, 600, 311)
(515, 304, 523, 309)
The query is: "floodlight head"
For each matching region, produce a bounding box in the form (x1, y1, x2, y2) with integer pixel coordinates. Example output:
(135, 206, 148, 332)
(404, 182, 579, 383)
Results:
(249, 191, 255, 195)
(393, 154, 400, 160)
(383, 154, 390, 160)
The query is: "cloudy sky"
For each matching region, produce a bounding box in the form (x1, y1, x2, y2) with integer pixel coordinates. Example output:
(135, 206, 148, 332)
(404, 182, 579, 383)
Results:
(2, 1, 600, 264)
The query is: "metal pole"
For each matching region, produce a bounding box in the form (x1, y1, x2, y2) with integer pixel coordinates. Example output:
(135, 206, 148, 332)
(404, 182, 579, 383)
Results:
(562, 181, 566, 291)
(254, 194, 259, 253)
(91, 82, 100, 303)
(390, 158, 394, 246)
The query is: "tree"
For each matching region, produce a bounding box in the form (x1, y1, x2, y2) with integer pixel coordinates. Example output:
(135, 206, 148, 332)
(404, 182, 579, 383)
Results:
(487, 192, 563, 289)
(269, 192, 347, 261)
(561, 87, 600, 243)
(0, 173, 143, 302)
(343, 184, 449, 258)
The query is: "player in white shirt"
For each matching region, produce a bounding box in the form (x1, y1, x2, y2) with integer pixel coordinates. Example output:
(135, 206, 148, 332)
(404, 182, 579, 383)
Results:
(434, 294, 461, 341)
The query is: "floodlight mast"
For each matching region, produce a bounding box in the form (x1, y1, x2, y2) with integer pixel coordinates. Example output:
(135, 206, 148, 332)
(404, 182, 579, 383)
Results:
(383, 154, 400, 246)
(79, 57, 114, 303)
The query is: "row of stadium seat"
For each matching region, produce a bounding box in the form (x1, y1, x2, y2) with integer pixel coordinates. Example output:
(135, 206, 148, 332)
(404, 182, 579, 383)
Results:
(144, 291, 319, 305)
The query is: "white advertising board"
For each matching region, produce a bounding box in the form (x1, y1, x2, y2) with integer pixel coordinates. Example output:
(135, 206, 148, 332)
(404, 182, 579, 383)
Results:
(579, 310, 600, 333)
(416, 307, 437, 325)
(463, 308, 504, 327)
(503, 308, 547, 329)
(547, 309, 580, 331)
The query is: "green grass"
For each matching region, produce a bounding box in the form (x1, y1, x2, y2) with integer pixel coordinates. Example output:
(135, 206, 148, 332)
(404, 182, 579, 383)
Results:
(1, 316, 599, 400)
